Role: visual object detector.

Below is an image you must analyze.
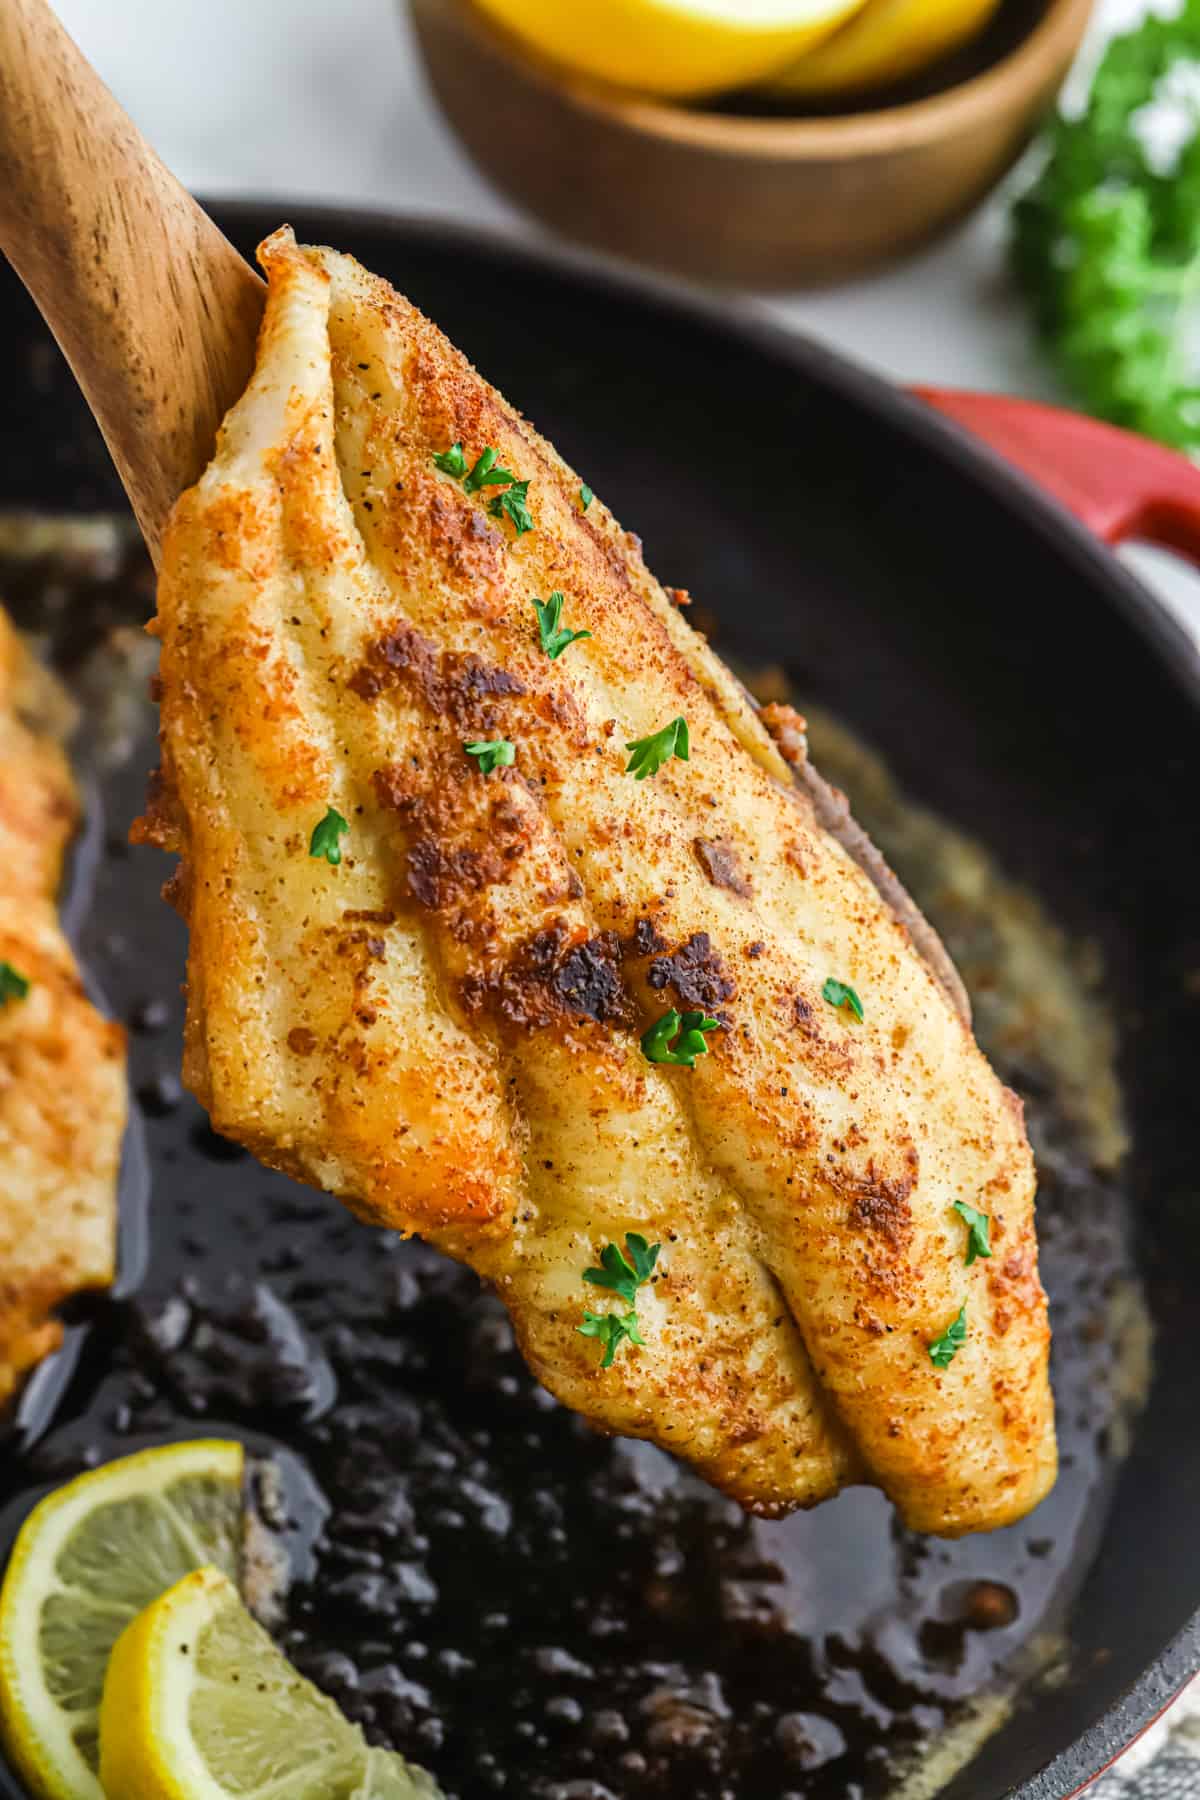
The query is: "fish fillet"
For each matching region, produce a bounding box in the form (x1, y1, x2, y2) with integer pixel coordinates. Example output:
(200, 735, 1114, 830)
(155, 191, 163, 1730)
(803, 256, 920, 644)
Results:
(136, 229, 1055, 1533)
(0, 608, 126, 1409)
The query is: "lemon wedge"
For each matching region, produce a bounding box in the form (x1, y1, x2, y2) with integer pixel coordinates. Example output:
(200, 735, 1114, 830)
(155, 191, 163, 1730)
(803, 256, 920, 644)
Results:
(99, 1566, 439, 1800)
(470, 0, 870, 98)
(0, 1441, 244, 1800)
(763, 0, 1003, 96)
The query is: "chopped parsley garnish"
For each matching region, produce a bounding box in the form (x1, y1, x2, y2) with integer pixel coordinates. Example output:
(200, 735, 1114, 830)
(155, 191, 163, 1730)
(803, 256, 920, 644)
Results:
(434, 442, 534, 535)
(641, 1007, 719, 1069)
(579, 1232, 661, 1367)
(432, 442, 467, 478)
(489, 479, 534, 536)
(625, 716, 689, 780)
(533, 591, 591, 661)
(464, 446, 517, 493)
(579, 1308, 644, 1368)
(580, 484, 594, 511)
(953, 1200, 993, 1266)
(585, 1232, 660, 1304)
(463, 738, 516, 774)
(0, 962, 30, 1007)
(822, 977, 864, 1022)
(929, 1304, 968, 1369)
(309, 806, 349, 866)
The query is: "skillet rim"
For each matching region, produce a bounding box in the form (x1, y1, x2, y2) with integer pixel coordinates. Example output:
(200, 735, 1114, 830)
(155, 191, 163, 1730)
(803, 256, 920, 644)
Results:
(206, 194, 1200, 1800)
(25, 195, 1200, 1799)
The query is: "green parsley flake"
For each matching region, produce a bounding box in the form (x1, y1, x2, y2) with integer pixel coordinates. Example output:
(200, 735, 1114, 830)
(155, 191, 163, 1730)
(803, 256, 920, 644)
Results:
(432, 442, 467, 478)
(579, 1308, 644, 1368)
(533, 591, 591, 661)
(641, 1008, 719, 1069)
(579, 1232, 661, 1367)
(822, 977, 863, 1022)
(584, 1232, 660, 1304)
(309, 806, 349, 866)
(489, 479, 534, 536)
(0, 962, 30, 1007)
(625, 716, 689, 780)
(436, 442, 534, 535)
(953, 1200, 993, 1266)
(580, 484, 594, 512)
(464, 446, 517, 493)
(464, 738, 516, 775)
(929, 1304, 968, 1369)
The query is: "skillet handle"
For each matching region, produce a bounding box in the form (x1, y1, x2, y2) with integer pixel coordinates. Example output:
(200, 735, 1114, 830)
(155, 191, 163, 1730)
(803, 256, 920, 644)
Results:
(914, 388, 1200, 568)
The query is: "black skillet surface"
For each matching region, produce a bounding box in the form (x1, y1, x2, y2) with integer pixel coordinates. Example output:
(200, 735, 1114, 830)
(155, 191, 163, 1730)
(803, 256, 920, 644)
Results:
(0, 205, 1198, 1800)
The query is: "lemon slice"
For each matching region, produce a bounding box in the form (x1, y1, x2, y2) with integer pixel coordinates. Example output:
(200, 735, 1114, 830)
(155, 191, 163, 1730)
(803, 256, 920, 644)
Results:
(99, 1566, 439, 1800)
(762, 0, 1003, 96)
(470, 0, 870, 98)
(358, 1748, 442, 1800)
(0, 1441, 244, 1800)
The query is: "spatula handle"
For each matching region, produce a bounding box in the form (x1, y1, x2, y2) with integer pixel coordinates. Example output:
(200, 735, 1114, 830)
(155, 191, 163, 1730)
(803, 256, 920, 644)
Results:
(916, 389, 1200, 570)
(0, 0, 264, 562)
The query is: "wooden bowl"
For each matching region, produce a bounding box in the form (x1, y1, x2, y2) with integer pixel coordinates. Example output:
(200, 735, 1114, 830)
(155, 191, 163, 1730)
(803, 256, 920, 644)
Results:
(408, 0, 1093, 288)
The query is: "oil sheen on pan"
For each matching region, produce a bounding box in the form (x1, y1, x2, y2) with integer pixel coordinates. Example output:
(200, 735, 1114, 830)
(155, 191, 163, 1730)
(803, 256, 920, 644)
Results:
(0, 520, 1149, 1800)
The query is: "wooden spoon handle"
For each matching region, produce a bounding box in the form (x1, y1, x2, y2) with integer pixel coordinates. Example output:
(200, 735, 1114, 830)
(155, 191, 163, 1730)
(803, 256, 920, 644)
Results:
(0, 0, 265, 562)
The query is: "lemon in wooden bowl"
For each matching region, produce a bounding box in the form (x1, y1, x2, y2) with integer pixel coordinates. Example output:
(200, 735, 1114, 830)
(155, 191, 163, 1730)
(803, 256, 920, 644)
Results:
(469, 0, 870, 98)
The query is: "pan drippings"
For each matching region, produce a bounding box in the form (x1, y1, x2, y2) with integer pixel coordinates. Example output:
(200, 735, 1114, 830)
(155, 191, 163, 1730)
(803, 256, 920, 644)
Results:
(0, 531, 1149, 1800)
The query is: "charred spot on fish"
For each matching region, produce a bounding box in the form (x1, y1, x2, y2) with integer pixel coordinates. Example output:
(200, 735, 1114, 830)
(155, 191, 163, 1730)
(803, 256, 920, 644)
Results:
(844, 1153, 919, 1249)
(370, 621, 439, 683)
(461, 924, 632, 1031)
(371, 763, 421, 820)
(693, 836, 752, 899)
(407, 839, 488, 912)
(628, 918, 668, 959)
(348, 626, 433, 703)
(348, 664, 386, 703)
(460, 657, 525, 703)
(647, 931, 736, 1018)
(849, 1185, 912, 1248)
(374, 762, 534, 916)
(555, 936, 630, 1024)
(352, 622, 525, 731)
(287, 1027, 317, 1056)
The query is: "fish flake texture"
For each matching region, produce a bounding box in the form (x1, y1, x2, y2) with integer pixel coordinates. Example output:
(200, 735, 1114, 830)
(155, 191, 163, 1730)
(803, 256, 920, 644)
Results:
(135, 228, 1055, 1534)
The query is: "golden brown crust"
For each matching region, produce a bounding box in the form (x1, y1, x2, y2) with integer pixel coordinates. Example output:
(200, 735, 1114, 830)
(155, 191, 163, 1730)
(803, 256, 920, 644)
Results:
(139, 228, 1055, 1531)
(0, 610, 78, 899)
(0, 616, 126, 1410)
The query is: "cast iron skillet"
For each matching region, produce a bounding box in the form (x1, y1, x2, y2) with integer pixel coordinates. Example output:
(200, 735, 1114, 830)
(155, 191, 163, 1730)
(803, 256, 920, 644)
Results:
(1, 203, 1198, 1800)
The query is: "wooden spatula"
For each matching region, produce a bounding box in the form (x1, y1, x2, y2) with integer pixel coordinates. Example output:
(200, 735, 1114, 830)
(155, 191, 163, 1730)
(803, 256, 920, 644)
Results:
(0, 0, 264, 564)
